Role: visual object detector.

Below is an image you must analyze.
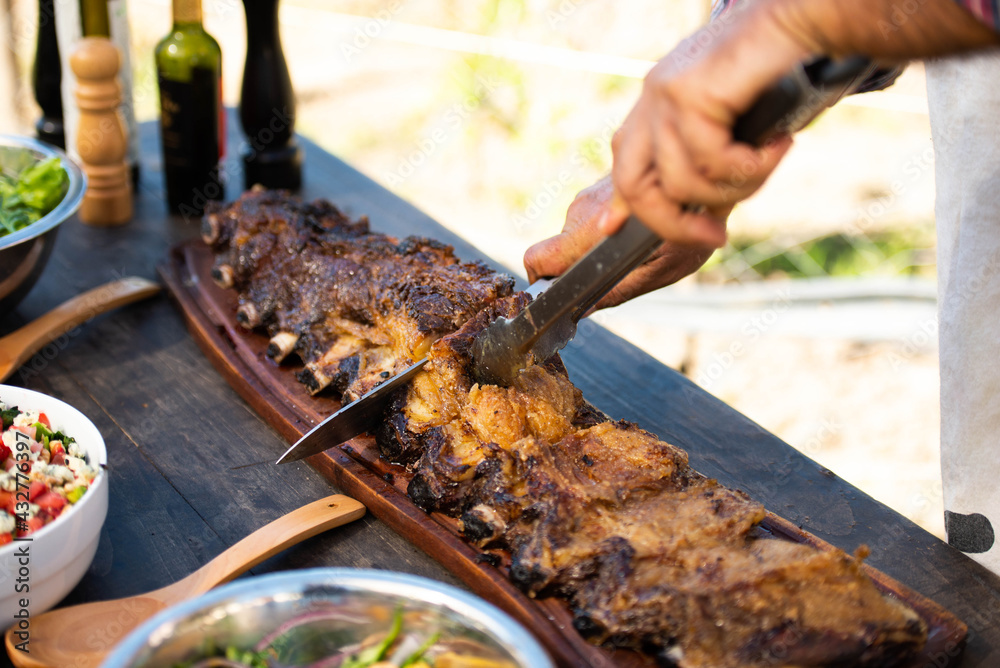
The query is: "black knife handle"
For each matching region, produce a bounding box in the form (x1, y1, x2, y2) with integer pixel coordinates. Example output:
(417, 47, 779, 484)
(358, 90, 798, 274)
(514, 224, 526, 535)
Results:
(520, 215, 660, 348)
(733, 55, 874, 147)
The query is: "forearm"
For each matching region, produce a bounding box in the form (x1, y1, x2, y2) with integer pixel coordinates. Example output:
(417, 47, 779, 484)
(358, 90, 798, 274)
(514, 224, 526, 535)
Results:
(768, 0, 1000, 61)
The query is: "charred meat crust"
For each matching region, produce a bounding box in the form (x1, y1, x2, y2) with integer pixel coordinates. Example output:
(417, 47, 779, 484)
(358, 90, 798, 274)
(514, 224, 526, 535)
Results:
(208, 188, 515, 399)
(374, 387, 423, 466)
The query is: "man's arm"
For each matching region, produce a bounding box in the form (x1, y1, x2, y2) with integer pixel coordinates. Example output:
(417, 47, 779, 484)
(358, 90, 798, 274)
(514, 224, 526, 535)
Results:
(606, 0, 1000, 245)
(525, 0, 998, 305)
(772, 0, 999, 59)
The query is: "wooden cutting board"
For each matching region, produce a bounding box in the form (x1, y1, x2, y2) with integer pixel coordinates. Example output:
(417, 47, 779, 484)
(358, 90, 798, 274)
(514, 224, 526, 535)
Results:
(160, 239, 967, 668)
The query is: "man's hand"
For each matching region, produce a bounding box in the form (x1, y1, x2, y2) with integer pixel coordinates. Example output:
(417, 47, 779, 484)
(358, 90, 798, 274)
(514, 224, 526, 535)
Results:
(523, 176, 719, 310)
(605, 2, 807, 247)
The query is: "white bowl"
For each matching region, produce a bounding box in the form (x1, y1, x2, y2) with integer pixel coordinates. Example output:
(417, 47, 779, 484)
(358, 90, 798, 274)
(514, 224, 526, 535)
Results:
(0, 385, 108, 632)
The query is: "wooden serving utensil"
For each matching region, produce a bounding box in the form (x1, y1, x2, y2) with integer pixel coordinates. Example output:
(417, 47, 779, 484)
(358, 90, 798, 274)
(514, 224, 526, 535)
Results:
(0, 276, 160, 383)
(4, 494, 366, 668)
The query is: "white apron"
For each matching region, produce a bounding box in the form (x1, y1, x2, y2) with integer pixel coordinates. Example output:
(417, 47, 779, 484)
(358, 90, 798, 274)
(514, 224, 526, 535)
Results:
(927, 49, 1000, 573)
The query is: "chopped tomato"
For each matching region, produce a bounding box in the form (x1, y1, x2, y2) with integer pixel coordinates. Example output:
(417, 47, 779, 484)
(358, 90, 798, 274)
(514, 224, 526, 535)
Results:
(27, 480, 46, 501)
(37, 413, 50, 428)
(35, 491, 66, 515)
(0, 443, 9, 462)
(49, 442, 65, 466)
(0, 533, 11, 545)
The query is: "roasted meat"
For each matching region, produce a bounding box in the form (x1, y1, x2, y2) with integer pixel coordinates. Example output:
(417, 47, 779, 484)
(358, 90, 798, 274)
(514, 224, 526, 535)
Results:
(386, 295, 926, 667)
(207, 190, 928, 667)
(203, 186, 514, 401)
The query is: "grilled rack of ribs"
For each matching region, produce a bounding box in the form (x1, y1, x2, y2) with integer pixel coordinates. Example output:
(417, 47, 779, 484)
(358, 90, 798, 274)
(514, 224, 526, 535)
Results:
(207, 189, 928, 667)
(203, 186, 514, 402)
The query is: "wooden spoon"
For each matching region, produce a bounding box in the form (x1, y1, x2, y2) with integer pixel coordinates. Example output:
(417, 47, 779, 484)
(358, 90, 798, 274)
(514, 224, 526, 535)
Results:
(0, 276, 161, 383)
(4, 494, 366, 668)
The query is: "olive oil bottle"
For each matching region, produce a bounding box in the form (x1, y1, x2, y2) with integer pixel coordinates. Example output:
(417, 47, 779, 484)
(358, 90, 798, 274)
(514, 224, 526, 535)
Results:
(155, 0, 224, 217)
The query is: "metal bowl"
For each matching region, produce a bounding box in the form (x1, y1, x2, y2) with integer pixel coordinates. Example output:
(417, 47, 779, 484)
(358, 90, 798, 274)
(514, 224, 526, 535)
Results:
(0, 135, 86, 318)
(102, 568, 554, 668)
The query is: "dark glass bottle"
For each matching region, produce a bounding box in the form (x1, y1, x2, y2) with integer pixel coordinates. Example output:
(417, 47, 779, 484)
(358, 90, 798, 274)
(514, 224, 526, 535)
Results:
(33, 0, 64, 148)
(239, 0, 302, 190)
(155, 0, 224, 217)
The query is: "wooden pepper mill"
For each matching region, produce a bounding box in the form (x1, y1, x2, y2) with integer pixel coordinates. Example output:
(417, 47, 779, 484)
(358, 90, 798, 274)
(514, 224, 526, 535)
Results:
(70, 37, 132, 226)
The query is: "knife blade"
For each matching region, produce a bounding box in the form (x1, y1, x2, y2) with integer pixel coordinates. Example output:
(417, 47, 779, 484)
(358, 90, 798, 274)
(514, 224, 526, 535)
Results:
(276, 54, 874, 465)
(276, 359, 428, 464)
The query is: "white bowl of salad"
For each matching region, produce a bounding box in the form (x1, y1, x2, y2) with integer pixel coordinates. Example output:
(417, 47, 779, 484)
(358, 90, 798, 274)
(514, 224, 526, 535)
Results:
(0, 384, 108, 631)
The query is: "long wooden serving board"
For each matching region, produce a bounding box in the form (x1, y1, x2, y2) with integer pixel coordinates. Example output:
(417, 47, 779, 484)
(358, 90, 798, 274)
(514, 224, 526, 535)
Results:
(160, 239, 967, 668)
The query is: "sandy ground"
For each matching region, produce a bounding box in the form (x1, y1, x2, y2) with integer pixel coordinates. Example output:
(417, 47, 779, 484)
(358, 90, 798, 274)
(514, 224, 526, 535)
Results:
(1, 0, 944, 538)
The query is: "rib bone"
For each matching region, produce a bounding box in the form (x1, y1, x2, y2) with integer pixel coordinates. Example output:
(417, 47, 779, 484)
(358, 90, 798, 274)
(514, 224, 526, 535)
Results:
(211, 264, 234, 289)
(202, 213, 222, 244)
(235, 302, 260, 329)
(267, 332, 299, 363)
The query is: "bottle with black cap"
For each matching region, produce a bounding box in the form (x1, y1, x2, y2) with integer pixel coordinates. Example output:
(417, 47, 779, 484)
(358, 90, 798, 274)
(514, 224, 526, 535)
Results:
(155, 0, 225, 218)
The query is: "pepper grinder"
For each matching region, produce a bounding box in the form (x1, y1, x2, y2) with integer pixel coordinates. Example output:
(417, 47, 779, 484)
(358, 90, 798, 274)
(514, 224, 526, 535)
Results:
(33, 0, 65, 149)
(70, 37, 133, 226)
(239, 0, 303, 190)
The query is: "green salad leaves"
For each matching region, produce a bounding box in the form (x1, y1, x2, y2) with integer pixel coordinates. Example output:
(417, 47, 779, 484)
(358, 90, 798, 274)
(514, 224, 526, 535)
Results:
(0, 157, 69, 238)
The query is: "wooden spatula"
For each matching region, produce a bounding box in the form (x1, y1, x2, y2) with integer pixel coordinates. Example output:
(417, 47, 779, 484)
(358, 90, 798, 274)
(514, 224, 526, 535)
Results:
(0, 277, 160, 383)
(3, 494, 366, 668)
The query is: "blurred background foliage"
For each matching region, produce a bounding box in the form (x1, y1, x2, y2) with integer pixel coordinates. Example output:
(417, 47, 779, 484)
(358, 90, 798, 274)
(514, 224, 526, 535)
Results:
(706, 227, 937, 282)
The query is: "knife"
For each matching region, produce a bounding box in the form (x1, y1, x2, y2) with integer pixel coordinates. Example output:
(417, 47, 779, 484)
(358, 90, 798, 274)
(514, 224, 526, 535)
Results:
(277, 54, 874, 464)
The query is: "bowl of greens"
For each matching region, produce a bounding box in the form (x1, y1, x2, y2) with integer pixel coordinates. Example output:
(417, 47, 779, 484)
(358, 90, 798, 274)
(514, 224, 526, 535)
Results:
(0, 135, 86, 318)
(102, 568, 554, 668)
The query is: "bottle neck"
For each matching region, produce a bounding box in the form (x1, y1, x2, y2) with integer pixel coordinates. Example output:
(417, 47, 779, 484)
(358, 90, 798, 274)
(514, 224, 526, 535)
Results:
(80, 0, 110, 37)
(171, 0, 203, 25)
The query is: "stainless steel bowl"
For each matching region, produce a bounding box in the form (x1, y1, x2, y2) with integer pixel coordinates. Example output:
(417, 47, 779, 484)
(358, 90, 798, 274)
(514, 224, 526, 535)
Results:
(102, 568, 554, 668)
(0, 135, 86, 318)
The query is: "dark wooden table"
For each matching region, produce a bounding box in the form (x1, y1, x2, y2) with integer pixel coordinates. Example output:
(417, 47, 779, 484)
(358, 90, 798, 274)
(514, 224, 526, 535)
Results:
(4, 122, 1000, 667)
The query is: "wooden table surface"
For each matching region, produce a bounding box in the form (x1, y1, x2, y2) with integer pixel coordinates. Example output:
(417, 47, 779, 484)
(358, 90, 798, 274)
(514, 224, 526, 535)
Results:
(3, 122, 1000, 667)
